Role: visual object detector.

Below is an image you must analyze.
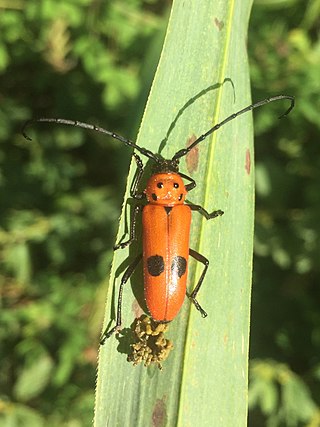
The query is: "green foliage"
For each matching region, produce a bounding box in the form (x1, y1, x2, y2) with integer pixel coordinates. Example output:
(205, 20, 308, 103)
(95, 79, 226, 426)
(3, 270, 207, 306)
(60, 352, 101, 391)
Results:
(248, 0, 320, 425)
(249, 360, 318, 427)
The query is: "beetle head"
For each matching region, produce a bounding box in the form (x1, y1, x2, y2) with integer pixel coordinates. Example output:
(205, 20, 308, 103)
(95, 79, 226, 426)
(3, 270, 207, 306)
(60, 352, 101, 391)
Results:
(144, 172, 187, 205)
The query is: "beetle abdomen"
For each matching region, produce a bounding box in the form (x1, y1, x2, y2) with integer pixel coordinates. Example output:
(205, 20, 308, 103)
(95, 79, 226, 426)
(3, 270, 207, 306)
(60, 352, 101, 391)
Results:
(142, 204, 191, 322)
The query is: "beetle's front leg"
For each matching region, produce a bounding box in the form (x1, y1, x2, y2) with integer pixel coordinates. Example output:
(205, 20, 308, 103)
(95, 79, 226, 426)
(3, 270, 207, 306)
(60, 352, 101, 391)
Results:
(114, 204, 142, 250)
(130, 153, 145, 200)
(189, 203, 224, 220)
(179, 172, 196, 192)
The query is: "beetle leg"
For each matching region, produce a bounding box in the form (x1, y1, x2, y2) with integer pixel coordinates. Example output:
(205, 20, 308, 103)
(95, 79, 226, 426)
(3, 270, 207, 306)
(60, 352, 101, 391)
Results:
(114, 204, 142, 250)
(130, 153, 145, 200)
(189, 203, 224, 220)
(100, 253, 142, 344)
(113, 153, 144, 249)
(187, 248, 209, 318)
(179, 172, 196, 192)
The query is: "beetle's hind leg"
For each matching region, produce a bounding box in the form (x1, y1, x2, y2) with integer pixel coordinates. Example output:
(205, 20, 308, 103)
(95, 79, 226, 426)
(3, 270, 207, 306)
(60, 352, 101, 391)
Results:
(187, 248, 209, 318)
(100, 253, 142, 344)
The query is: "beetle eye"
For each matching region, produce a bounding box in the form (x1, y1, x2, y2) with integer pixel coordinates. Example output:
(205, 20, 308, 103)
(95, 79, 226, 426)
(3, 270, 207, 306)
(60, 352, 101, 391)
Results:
(173, 183, 179, 188)
(157, 182, 163, 189)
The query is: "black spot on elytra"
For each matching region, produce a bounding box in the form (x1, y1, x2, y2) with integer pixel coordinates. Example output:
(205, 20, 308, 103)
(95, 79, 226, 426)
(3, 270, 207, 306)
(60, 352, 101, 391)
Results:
(171, 256, 187, 278)
(147, 255, 164, 276)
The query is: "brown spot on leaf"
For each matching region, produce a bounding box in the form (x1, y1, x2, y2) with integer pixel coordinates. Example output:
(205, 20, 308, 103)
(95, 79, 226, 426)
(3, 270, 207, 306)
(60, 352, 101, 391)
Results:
(214, 17, 224, 31)
(245, 149, 251, 175)
(152, 398, 167, 427)
(186, 134, 199, 173)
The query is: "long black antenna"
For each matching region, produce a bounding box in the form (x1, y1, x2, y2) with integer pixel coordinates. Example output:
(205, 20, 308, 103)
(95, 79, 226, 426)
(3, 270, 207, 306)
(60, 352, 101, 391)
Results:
(172, 95, 295, 161)
(22, 117, 159, 162)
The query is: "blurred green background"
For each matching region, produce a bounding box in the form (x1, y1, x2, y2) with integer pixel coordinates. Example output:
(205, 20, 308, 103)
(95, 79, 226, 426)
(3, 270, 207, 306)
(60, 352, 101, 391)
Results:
(0, 0, 319, 426)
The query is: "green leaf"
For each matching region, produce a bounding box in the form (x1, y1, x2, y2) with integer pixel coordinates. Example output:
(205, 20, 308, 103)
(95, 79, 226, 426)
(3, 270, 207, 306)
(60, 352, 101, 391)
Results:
(14, 354, 53, 401)
(0, 403, 45, 427)
(95, 0, 254, 426)
(4, 242, 31, 283)
(282, 374, 317, 424)
(249, 360, 318, 426)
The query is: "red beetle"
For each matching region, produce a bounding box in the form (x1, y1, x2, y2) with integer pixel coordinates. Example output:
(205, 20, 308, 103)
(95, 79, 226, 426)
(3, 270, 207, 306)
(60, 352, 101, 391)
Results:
(22, 95, 294, 343)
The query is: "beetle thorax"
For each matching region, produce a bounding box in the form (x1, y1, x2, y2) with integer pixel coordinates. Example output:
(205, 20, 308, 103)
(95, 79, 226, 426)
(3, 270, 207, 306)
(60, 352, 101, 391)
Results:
(144, 172, 187, 206)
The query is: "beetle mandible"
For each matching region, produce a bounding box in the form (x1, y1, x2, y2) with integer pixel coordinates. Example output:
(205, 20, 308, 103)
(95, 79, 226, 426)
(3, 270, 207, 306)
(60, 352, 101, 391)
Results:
(22, 95, 295, 344)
